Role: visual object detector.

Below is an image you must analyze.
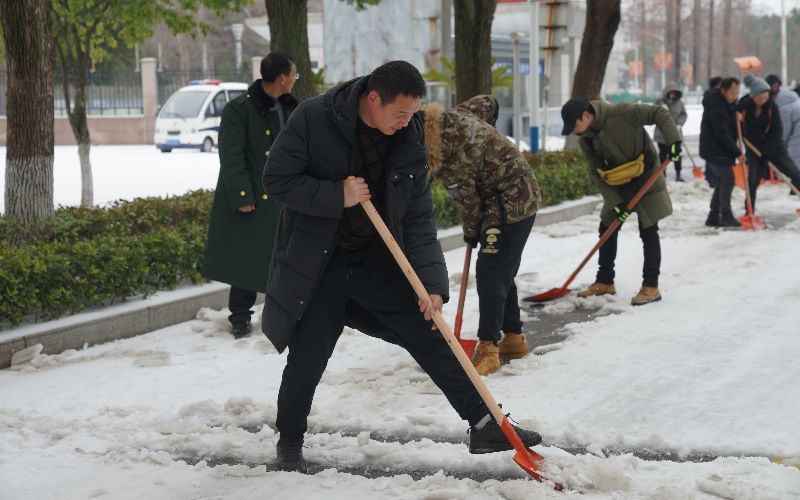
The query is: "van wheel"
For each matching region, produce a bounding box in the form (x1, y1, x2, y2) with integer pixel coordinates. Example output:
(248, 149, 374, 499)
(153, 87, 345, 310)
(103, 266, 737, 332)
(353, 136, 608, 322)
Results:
(161, 148, 172, 153)
(201, 137, 214, 153)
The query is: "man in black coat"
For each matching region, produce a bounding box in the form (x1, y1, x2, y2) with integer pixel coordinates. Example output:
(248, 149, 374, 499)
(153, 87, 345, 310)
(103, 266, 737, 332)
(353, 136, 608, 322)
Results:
(262, 61, 541, 473)
(700, 77, 745, 227)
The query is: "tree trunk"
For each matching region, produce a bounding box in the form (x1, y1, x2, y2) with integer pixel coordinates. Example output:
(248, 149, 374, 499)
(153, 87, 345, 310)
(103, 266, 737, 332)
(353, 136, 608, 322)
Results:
(693, 0, 700, 87)
(665, 0, 675, 86)
(674, 0, 682, 85)
(1, 0, 55, 227)
(265, 0, 316, 102)
(565, 0, 620, 150)
(571, 0, 621, 100)
(454, 0, 498, 104)
(707, 0, 714, 82)
(65, 69, 93, 207)
(722, 0, 731, 76)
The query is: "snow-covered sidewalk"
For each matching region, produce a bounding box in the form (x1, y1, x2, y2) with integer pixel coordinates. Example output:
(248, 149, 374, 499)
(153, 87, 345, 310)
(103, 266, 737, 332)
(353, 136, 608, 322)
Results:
(2, 179, 799, 499)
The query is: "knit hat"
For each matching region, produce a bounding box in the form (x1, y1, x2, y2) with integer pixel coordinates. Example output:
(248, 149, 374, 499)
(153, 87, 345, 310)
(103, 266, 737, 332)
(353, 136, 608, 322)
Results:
(765, 74, 782, 87)
(742, 74, 755, 87)
(748, 78, 770, 98)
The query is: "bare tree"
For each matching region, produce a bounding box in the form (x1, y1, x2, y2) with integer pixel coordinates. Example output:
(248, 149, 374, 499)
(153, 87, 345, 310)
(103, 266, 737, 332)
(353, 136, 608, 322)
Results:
(694, 0, 701, 85)
(454, 0, 498, 103)
(707, 0, 715, 81)
(572, 0, 622, 99)
(265, 0, 317, 102)
(722, 0, 732, 75)
(1, 0, 55, 229)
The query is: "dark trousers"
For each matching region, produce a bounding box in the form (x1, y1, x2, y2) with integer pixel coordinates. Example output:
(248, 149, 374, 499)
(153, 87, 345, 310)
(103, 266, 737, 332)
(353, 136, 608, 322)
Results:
(596, 220, 661, 288)
(746, 148, 800, 211)
(476, 216, 536, 343)
(658, 143, 682, 176)
(275, 247, 489, 440)
(705, 164, 717, 187)
(707, 161, 737, 217)
(228, 286, 257, 325)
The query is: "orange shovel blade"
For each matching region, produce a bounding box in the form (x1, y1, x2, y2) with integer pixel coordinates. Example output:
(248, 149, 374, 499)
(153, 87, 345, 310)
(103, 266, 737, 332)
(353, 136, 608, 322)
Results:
(692, 167, 705, 180)
(524, 287, 571, 303)
(500, 417, 563, 491)
(458, 339, 478, 359)
(796, 209, 800, 216)
(739, 215, 767, 231)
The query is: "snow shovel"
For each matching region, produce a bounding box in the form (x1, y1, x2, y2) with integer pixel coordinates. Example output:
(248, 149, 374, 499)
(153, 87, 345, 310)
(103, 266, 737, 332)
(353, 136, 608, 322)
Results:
(524, 157, 672, 303)
(736, 116, 767, 230)
(357, 192, 563, 491)
(743, 137, 800, 216)
(453, 245, 478, 359)
(678, 132, 705, 180)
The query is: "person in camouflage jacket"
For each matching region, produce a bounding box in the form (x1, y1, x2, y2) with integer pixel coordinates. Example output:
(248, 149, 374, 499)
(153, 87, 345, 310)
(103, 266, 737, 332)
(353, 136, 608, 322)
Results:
(422, 95, 542, 376)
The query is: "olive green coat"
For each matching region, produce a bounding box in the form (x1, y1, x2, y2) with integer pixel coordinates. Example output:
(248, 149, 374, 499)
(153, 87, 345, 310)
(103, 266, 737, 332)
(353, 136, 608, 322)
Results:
(201, 82, 297, 292)
(579, 100, 681, 228)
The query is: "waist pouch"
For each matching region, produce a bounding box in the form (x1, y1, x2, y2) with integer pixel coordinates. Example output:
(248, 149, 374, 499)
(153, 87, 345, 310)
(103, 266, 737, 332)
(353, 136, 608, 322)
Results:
(597, 154, 644, 186)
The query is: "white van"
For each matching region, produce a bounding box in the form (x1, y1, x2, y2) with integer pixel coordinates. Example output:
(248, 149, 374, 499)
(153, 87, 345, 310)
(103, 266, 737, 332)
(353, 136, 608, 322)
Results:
(154, 80, 249, 153)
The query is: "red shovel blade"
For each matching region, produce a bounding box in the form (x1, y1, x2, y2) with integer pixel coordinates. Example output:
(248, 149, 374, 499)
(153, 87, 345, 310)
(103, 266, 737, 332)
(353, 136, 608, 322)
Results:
(500, 417, 563, 491)
(739, 215, 767, 231)
(523, 287, 571, 303)
(692, 167, 705, 180)
(796, 209, 800, 216)
(458, 339, 478, 359)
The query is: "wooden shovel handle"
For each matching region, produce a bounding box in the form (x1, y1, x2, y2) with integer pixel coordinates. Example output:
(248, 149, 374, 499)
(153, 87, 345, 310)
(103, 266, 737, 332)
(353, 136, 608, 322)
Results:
(742, 137, 800, 197)
(358, 198, 507, 425)
(454, 245, 472, 338)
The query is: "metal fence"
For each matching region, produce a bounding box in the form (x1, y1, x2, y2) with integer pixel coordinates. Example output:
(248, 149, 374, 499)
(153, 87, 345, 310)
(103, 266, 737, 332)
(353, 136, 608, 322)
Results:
(156, 70, 251, 108)
(0, 71, 143, 116)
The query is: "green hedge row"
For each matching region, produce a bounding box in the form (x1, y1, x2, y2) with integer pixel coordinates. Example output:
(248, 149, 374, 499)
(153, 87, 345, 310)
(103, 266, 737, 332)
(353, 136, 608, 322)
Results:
(431, 150, 596, 228)
(0, 191, 213, 328)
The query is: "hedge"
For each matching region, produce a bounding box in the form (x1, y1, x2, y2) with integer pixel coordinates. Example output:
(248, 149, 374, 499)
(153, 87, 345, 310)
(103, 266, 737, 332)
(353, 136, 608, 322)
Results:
(1, 153, 594, 327)
(432, 150, 596, 228)
(0, 191, 212, 328)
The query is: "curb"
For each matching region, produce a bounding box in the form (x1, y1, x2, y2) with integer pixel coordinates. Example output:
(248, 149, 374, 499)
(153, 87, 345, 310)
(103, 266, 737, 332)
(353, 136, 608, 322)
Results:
(438, 195, 601, 252)
(0, 195, 600, 370)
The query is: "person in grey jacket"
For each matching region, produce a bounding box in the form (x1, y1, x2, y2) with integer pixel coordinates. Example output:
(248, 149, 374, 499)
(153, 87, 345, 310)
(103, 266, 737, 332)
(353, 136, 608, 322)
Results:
(770, 76, 800, 173)
(654, 82, 688, 181)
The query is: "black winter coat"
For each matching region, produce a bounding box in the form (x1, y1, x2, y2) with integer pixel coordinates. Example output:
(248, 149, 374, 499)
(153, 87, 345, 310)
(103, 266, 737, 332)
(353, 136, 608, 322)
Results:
(739, 96, 785, 161)
(261, 76, 448, 353)
(699, 88, 742, 166)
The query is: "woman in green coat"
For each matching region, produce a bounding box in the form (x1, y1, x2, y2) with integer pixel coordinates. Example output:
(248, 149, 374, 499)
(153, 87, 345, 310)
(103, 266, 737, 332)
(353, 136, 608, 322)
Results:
(202, 53, 298, 338)
(561, 97, 681, 305)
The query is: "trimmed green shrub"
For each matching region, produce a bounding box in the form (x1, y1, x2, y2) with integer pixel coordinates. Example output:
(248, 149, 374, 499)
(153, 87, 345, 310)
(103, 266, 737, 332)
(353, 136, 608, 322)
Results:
(431, 150, 596, 229)
(0, 191, 212, 328)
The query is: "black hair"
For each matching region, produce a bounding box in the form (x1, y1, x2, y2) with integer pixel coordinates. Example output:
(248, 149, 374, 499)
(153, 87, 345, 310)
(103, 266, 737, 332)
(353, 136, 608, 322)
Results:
(720, 77, 740, 91)
(709, 76, 723, 88)
(366, 61, 427, 105)
(765, 74, 782, 87)
(260, 52, 295, 83)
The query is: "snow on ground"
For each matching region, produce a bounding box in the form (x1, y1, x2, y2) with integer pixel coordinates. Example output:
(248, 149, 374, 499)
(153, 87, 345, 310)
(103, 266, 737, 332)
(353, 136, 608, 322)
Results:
(0, 145, 221, 214)
(2, 174, 800, 498)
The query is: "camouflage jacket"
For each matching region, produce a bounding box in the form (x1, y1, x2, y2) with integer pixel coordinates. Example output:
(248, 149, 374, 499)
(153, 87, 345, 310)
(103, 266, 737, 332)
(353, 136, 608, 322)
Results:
(422, 95, 541, 239)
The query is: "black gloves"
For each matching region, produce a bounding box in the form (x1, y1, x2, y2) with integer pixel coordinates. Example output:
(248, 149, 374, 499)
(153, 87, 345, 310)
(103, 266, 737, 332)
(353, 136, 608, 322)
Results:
(612, 203, 631, 223)
(464, 234, 479, 248)
(669, 141, 683, 162)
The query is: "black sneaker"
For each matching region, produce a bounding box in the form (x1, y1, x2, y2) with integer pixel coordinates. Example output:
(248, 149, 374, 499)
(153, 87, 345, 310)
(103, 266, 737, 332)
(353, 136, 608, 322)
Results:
(705, 214, 719, 227)
(718, 213, 742, 227)
(231, 321, 252, 339)
(469, 417, 542, 454)
(277, 438, 307, 473)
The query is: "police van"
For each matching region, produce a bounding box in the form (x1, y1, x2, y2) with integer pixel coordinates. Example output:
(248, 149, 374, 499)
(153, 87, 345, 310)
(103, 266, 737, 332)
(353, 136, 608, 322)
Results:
(154, 80, 248, 153)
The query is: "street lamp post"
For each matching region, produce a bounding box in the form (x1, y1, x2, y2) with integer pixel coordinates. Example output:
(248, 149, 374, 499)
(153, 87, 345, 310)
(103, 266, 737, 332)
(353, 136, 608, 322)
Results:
(529, 0, 540, 153)
(511, 32, 526, 150)
(232, 23, 245, 70)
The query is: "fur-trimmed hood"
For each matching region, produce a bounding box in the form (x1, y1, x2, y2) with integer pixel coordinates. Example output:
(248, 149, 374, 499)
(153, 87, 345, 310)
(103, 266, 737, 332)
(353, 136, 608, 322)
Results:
(421, 101, 444, 176)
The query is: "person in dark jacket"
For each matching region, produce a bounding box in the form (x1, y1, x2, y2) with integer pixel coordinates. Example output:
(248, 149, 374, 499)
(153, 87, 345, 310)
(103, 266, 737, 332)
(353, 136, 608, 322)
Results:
(740, 77, 800, 210)
(201, 53, 298, 339)
(699, 77, 744, 227)
(261, 61, 542, 474)
(703, 76, 724, 187)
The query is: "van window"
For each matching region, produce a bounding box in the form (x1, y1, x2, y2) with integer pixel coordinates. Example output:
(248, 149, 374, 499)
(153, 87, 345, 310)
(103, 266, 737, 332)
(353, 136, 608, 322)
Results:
(211, 92, 226, 116)
(159, 91, 210, 118)
(228, 90, 246, 101)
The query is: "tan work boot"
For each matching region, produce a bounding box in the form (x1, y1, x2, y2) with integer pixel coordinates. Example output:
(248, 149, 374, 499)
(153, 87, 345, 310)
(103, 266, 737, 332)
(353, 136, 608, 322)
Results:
(577, 282, 616, 298)
(498, 333, 529, 360)
(631, 286, 662, 306)
(472, 341, 501, 376)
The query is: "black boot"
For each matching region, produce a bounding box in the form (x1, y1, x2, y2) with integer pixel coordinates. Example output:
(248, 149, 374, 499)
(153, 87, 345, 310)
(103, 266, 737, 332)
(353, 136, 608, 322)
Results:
(676, 172, 684, 182)
(469, 416, 542, 454)
(718, 212, 742, 227)
(231, 320, 252, 340)
(705, 213, 719, 227)
(277, 438, 307, 473)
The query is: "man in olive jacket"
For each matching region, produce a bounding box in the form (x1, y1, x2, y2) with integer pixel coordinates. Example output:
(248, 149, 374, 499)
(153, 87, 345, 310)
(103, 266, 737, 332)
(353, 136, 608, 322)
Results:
(202, 53, 298, 339)
(421, 96, 541, 376)
(262, 61, 542, 474)
(562, 97, 681, 305)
